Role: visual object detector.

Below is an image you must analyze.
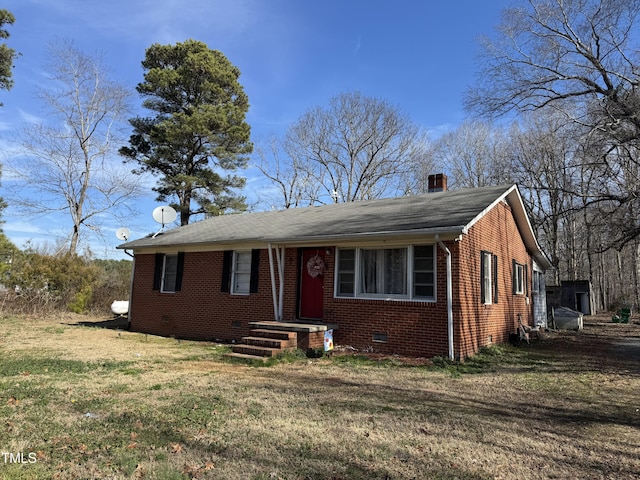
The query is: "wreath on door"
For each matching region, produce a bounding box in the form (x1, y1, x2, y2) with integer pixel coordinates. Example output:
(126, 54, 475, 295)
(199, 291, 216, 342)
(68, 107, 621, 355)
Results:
(306, 254, 325, 278)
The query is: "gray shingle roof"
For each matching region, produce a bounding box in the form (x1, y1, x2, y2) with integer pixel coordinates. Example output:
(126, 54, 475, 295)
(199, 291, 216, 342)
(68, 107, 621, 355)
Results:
(118, 184, 517, 250)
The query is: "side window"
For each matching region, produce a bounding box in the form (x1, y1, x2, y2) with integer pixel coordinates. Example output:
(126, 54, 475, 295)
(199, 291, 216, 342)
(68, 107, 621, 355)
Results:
(231, 251, 252, 295)
(154, 252, 184, 293)
(513, 261, 527, 295)
(481, 251, 498, 304)
(161, 254, 179, 292)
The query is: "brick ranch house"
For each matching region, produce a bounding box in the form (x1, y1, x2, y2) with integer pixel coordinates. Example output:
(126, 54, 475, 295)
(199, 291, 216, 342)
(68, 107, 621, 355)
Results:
(118, 177, 551, 360)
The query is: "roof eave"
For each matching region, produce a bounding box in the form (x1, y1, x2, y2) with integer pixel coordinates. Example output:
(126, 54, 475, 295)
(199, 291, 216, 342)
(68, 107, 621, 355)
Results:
(117, 226, 467, 253)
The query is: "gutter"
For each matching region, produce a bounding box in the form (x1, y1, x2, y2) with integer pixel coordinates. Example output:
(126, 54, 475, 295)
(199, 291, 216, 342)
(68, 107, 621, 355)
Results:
(117, 226, 467, 252)
(435, 235, 454, 361)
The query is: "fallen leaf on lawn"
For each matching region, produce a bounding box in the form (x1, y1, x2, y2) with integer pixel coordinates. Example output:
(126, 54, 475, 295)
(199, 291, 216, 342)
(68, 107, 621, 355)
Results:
(170, 443, 183, 454)
(182, 464, 201, 476)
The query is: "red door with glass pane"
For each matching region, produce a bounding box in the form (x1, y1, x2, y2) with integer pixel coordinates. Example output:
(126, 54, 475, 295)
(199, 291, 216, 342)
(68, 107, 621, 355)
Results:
(299, 249, 325, 319)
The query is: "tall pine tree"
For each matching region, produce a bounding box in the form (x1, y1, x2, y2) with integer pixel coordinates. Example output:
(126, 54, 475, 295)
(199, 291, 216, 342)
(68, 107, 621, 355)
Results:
(120, 40, 252, 225)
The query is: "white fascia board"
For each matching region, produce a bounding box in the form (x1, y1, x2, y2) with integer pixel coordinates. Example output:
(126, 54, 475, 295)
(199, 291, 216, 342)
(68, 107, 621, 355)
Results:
(462, 184, 552, 270)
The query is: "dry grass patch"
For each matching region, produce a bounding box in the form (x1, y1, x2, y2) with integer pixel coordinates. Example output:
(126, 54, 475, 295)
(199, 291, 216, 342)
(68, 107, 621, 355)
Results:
(0, 313, 639, 479)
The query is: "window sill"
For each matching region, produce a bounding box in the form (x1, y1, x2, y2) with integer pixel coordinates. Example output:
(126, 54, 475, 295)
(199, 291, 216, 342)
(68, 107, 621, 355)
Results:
(335, 295, 436, 303)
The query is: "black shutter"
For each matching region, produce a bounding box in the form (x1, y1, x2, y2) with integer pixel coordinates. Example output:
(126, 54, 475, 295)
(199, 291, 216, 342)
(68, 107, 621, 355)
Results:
(493, 254, 499, 304)
(153, 253, 163, 291)
(480, 251, 486, 304)
(524, 264, 529, 296)
(175, 252, 185, 292)
(512, 259, 517, 295)
(221, 250, 232, 292)
(249, 249, 260, 293)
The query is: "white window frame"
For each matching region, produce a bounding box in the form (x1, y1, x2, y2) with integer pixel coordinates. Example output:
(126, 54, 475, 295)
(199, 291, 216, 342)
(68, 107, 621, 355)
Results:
(161, 254, 179, 293)
(334, 245, 436, 302)
(358, 247, 408, 297)
(481, 251, 493, 305)
(413, 245, 436, 300)
(231, 250, 252, 295)
(514, 262, 525, 295)
(336, 248, 356, 297)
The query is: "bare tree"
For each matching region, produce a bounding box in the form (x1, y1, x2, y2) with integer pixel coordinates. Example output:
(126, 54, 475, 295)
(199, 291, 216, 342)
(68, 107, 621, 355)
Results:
(430, 120, 511, 189)
(466, 0, 640, 247)
(259, 91, 429, 206)
(8, 40, 141, 254)
(507, 110, 583, 282)
(254, 136, 323, 209)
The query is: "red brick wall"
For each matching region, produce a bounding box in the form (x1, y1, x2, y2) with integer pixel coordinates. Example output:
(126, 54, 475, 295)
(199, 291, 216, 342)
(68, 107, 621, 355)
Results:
(130, 250, 282, 341)
(322, 247, 451, 358)
(129, 200, 534, 359)
(453, 201, 533, 359)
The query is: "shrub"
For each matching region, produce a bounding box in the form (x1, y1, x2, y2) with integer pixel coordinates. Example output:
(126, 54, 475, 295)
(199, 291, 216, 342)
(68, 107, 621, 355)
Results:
(6, 250, 99, 314)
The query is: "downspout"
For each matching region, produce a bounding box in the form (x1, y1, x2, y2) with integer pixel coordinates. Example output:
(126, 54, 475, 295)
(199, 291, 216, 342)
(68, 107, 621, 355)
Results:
(127, 252, 135, 328)
(275, 245, 285, 321)
(436, 235, 454, 361)
(267, 243, 280, 321)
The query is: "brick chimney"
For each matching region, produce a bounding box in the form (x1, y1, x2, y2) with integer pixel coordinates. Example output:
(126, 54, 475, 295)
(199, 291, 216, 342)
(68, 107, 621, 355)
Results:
(427, 173, 447, 192)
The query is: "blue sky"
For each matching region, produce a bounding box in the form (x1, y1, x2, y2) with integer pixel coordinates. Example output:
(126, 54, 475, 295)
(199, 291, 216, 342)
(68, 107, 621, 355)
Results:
(0, 0, 512, 258)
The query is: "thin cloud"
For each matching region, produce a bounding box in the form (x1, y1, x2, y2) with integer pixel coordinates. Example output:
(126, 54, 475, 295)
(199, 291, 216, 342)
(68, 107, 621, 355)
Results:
(354, 35, 362, 55)
(17, 109, 42, 125)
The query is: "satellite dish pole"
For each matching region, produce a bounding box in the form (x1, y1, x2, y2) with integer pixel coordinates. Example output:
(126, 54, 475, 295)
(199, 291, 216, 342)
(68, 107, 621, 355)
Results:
(152, 206, 178, 238)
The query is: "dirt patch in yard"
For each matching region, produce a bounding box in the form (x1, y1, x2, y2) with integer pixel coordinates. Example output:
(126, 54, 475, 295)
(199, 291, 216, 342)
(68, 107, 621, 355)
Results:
(535, 314, 640, 375)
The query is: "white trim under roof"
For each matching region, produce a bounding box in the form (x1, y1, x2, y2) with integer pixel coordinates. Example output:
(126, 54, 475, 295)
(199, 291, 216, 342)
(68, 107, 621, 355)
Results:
(462, 185, 552, 270)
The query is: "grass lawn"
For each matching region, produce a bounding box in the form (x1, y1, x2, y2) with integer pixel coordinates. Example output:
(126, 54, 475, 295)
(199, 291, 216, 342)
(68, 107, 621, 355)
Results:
(0, 312, 639, 479)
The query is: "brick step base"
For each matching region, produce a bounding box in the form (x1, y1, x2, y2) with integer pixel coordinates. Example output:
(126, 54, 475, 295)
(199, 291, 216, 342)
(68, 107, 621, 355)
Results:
(227, 327, 299, 362)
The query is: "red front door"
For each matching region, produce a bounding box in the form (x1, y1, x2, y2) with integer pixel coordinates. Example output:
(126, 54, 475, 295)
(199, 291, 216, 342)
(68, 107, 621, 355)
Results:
(299, 249, 325, 319)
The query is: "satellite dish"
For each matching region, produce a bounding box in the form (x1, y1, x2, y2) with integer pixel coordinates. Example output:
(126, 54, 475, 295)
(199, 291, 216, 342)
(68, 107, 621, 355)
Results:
(152, 205, 178, 238)
(116, 227, 131, 241)
(152, 206, 177, 225)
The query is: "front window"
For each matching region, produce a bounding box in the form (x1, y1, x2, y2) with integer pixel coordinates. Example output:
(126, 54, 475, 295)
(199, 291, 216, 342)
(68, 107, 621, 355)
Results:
(337, 249, 355, 296)
(336, 245, 435, 301)
(231, 251, 252, 294)
(413, 245, 435, 299)
(360, 248, 407, 295)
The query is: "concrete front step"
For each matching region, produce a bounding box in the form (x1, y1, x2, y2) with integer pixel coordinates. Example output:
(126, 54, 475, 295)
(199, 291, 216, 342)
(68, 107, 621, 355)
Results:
(249, 321, 329, 333)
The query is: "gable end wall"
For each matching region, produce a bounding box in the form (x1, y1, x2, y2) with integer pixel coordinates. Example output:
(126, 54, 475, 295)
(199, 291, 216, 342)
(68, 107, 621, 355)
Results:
(454, 200, 533, 359)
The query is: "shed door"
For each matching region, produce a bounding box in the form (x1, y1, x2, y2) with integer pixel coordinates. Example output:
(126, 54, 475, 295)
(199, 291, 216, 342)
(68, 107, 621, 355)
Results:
(299, 249, 325, 319)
